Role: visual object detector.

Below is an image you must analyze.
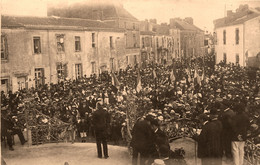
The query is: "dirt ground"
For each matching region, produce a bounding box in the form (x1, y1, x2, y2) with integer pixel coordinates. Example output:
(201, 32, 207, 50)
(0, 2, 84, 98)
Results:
(1, 137, 233, 165)
(2, 142, 131, 165)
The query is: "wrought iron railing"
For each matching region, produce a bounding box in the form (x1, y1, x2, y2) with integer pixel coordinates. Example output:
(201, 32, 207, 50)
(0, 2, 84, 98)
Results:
(125, 111, 260, 164)
(23, 97, 70, 145)
(245, 139, 260, 165)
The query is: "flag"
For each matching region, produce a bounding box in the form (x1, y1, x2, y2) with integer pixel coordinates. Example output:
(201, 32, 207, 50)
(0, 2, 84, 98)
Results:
(111, 72, 120, 88)
(197, 74, 202, 86)
(153, 69, 157, 79)
(136, 70, 142, 93)
(186, 67, 192, 83)
(170, 70, 175, 83)
(201, 70, 205, 83)
(194, 66, 198, 79)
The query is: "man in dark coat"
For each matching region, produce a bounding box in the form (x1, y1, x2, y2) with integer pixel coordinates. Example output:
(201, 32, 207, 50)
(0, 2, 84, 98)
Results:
(231, 103, 250, 165)
(131, 115, 157, 165)
(193, 110, 223, 165)
(92, 103, 110, 159)
(1, 107, 26, 150)
(218, 101, 235, 161)
(1, 110, 15, 151)
(151, 121, 170, 157)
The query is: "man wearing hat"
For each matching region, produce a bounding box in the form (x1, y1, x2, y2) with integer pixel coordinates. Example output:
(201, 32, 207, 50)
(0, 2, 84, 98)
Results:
(218, 100, 235, 162)
(1, 106, 14, 150)
(193, 110, 223, 165)
(131, 114, 157, 165)
(92, 103, 110, 159)
(230, 103, 250, 165)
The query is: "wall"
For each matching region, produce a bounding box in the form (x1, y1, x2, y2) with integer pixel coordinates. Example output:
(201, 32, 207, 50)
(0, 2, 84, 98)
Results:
(169, 29, 181, 59)
(215, 24, 244, 65)
(244, 16, 260, 66)
(1, 27, 126, 92)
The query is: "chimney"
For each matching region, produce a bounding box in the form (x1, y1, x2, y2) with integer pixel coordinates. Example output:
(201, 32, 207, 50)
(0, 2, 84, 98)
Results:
(236, 4, 249, 13)
(227, 10, 233, 17)
(184, 17, 193, 24)
(149, 19, 157, 24)
(161, 23, 167, 26)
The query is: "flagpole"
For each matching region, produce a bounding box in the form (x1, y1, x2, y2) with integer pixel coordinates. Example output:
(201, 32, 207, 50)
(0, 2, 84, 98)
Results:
(195, 138, 197, 165)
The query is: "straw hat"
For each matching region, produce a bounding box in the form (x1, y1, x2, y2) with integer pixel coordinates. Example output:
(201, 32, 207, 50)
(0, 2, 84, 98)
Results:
(152, 159, 165, 165)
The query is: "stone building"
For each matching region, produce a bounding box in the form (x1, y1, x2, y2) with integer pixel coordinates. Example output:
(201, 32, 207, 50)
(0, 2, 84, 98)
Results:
(1, 15, 125, 93)
(48, 1, 141, 68)
(153, 23, 174, 65)
(139, 20, 181, 65)
(170, 18, 205, 62)
(139, 20, 156, 66)
(214, 5, 260, 67)
(1, 1, 202, 93)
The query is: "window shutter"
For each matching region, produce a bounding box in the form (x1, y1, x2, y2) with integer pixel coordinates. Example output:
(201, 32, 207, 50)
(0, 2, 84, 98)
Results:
(64, 64, 68, 78)
(4, 35, 8, 59)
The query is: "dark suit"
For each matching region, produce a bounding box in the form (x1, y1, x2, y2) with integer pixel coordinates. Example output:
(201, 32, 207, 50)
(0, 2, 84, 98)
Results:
(219, 109, 235, 158)
(154, 128, 170, 158)
(1, 116, 14, 148)
(195, 119, 223, 165)
(92, 108, 110, 158)
(131, 119, 157, 165)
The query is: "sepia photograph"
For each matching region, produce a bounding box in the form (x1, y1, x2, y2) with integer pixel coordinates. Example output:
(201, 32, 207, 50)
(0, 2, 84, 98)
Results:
(1, 0, 260, 164)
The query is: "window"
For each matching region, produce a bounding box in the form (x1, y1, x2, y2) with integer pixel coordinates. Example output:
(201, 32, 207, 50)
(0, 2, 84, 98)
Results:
(56, 34, 65, 52)
(17, 77, 26, 90)
(75, 64, 82, 79)
(236, 54, 239, 64)
(92, 33, 96, 48)
(133, 34, 137, 48)
(223, 53, 227, 64)
(133, 23, 135, 30)
(1, 80, 6, 84)
(91, 62, 96, 73)
(110, 36, 114, 49)
(126, 56, 128, 65)
(142, 37, 145, 48)
(33, 37, 41, 54)
(223, 30, 226, 45)
(134, 55, 137, 64)
(75, 36, 81, 52)
(1, 34, 8, 60)
(156, 37, 159, 47)
(35, 68, 45, 88)
(57, 63, 67, 81)
(124, 22, 127, 29)
(1, 79, 8, 94)
(235, 28, 239, 45)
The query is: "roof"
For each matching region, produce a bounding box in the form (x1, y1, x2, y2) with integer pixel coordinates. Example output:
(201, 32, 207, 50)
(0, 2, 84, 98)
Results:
(170, 19, 203, 32)
(214, 9, 260, 29)
(47, 2, 138, 21)
(153, 24, 170, 35)
(1, 15, 124, 31)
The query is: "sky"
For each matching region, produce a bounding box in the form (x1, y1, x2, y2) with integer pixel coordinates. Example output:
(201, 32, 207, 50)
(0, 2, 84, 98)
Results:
(1, 0, 260, 32)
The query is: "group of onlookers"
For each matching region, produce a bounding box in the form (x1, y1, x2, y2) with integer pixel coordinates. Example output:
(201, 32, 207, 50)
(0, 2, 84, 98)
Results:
(1, 54, 260, 165)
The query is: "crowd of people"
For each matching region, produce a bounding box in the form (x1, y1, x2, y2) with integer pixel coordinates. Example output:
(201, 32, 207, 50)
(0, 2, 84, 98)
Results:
(1, 55, 260, 165)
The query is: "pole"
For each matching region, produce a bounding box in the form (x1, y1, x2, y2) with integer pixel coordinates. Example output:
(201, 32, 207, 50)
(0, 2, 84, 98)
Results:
(195, 139, 197, 165)
(25, 100, 30, 147)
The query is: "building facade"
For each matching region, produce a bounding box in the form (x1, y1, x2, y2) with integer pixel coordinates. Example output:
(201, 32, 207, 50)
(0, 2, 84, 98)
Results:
(214, 5, 260, 67)
(1, 2, 204, 93)
(48, 2, 141, 68)
(1, 16, 126, 93)
(170, 18, 205, 62)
